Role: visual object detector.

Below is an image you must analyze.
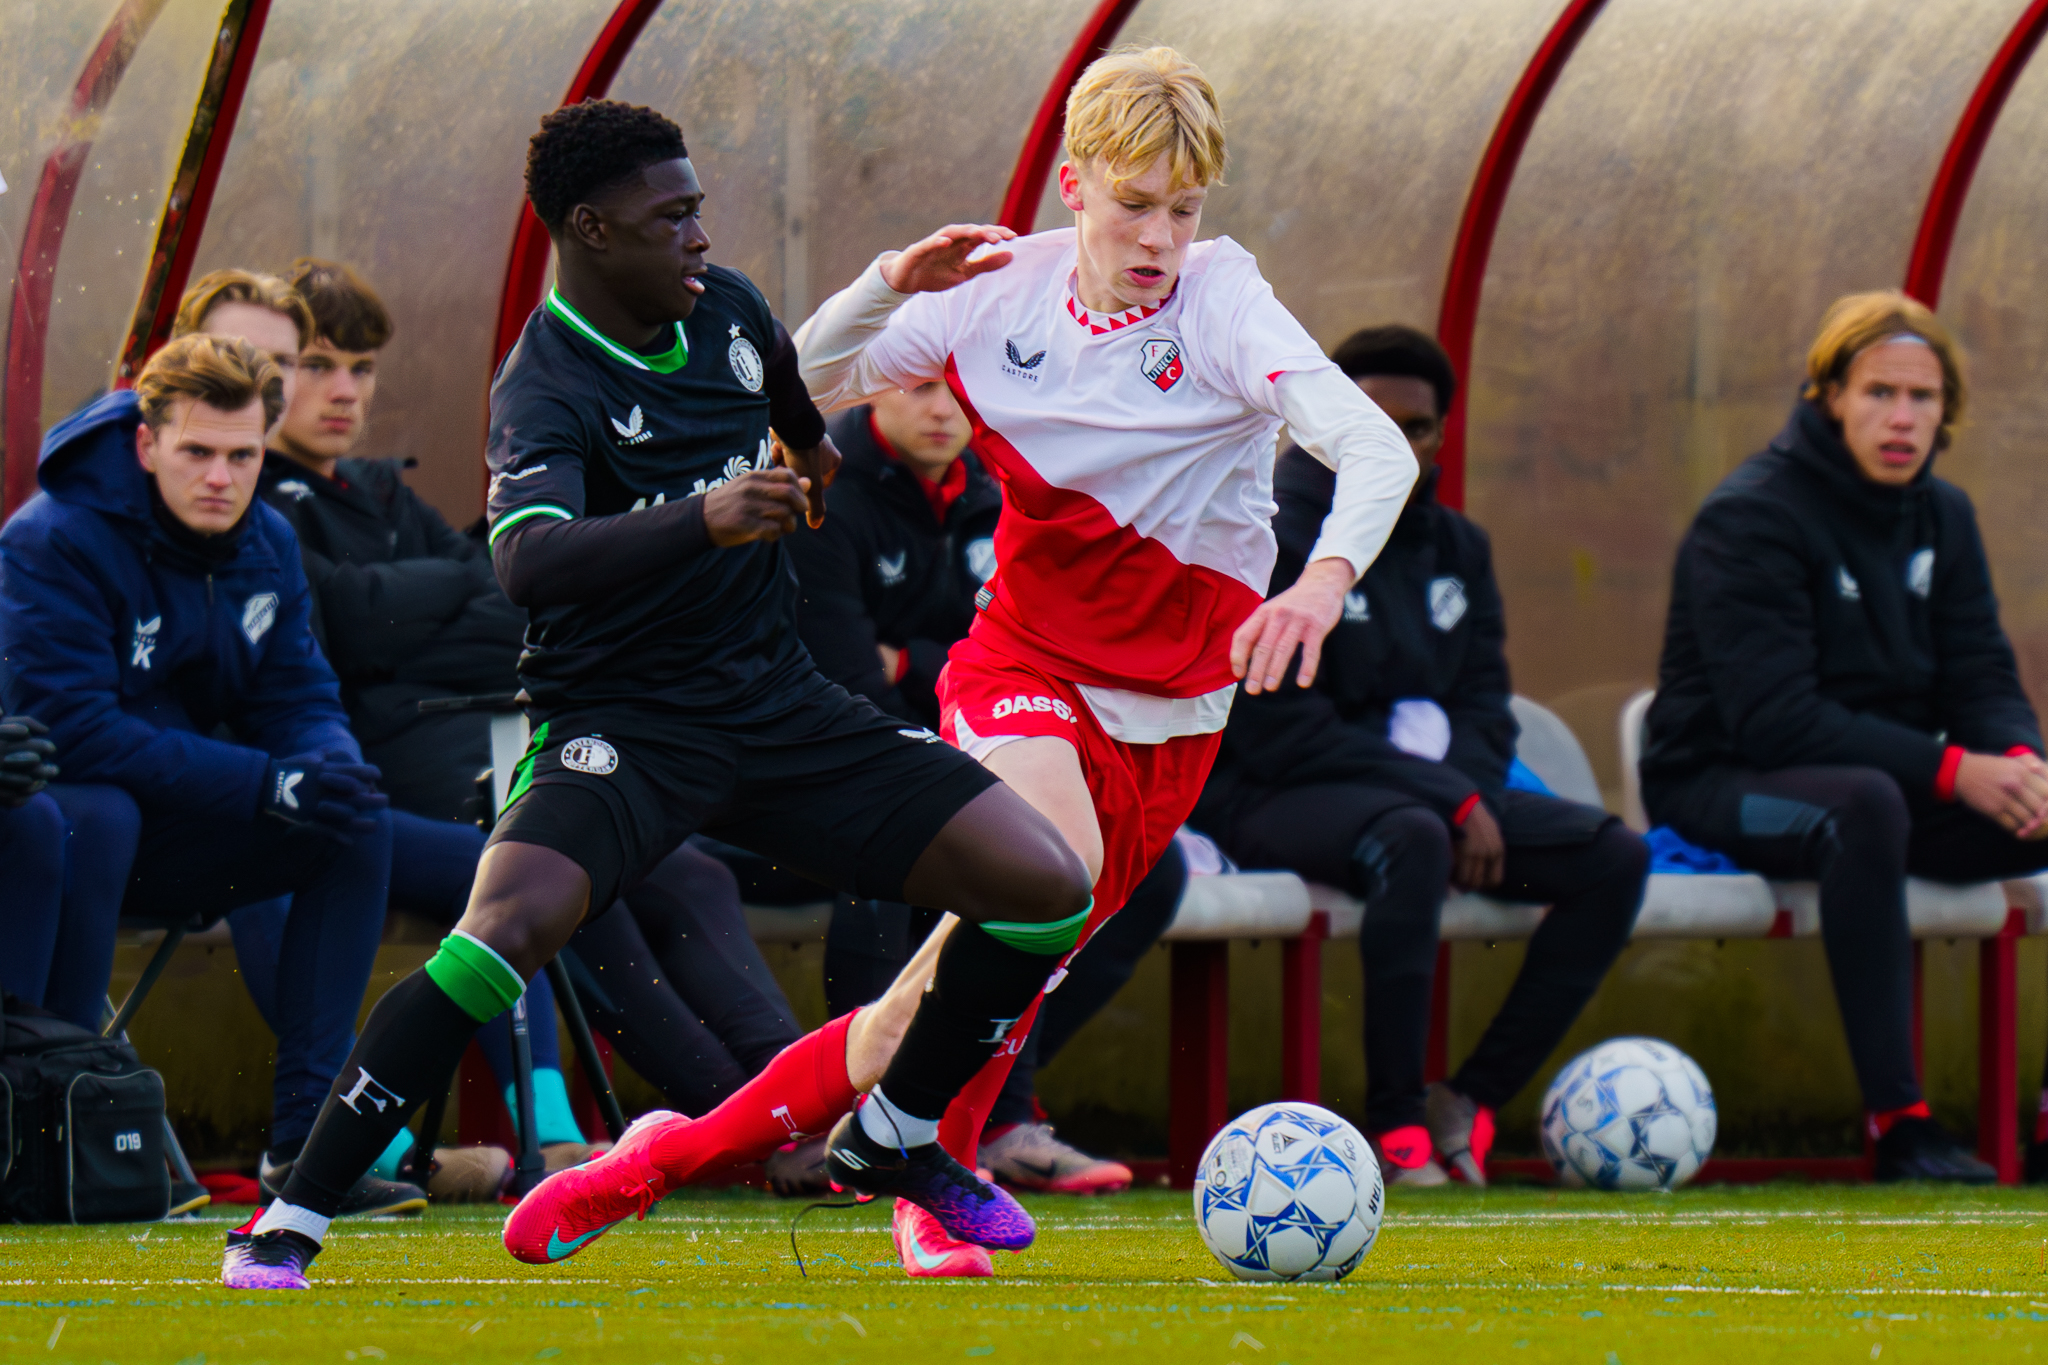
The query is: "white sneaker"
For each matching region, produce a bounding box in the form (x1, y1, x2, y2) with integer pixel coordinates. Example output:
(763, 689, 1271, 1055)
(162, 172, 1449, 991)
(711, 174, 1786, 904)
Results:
(978, 1123, 1132, 1194)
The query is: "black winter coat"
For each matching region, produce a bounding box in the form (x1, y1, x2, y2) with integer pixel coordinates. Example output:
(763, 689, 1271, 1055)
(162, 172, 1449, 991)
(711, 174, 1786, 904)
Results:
(1641, 398, 2040, 805)
(786, 408, 1001, 727)
(1197, 452, 1606, 849)
(259, 453, 525, 818)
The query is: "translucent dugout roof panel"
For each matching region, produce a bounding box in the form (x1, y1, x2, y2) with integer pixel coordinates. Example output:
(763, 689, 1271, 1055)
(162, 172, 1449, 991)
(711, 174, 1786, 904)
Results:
(1939, 45, 2048, 713)
(185, 0, 624, 520)
(611, 0, 1097, 332)
(1071, 0, 1559, 346)
(36, 0, 222, 429)
(1466, 0, 2017, 717)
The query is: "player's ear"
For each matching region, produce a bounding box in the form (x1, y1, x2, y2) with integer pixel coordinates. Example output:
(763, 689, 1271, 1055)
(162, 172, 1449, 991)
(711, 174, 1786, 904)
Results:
(567, 201, 609, 253)
(1057, 162, 1086, 214)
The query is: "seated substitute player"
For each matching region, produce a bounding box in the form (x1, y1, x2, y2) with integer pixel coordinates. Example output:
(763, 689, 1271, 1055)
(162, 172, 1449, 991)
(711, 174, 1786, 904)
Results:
(1192, 325, 1649, 1186)
(513, 48, 1416, 1278)
(224, 99, 1094, 1291)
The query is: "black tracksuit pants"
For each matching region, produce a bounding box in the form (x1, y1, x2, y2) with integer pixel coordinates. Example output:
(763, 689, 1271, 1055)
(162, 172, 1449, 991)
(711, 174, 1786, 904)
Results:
(1231, 786, 1647, 1135)
(1649, 764, 2048, 1113)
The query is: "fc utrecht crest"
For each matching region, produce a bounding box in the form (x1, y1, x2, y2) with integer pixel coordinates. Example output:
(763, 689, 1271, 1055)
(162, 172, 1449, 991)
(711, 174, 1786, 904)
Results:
(1141, 338, 1183, 391)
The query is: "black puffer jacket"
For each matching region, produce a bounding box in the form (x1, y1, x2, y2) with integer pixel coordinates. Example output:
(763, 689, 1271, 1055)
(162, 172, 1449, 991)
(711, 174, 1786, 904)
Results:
(259, 452, 524, 818)
(1641, 397, 2039, 805)
(1199, 452, 1601, 848)
(786, 407, 1001, 727)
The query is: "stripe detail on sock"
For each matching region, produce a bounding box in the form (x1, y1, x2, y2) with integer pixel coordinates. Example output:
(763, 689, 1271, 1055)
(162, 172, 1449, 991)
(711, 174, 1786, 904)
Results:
(252, 1200, 331, 1246)
(423, 931, 525, 1024)
(981, 900, 1092, 956)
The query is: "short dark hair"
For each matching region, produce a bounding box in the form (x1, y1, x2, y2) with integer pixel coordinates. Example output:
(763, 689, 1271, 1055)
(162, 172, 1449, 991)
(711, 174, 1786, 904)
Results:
(526, 99, 689, 233)
(1330, 325, 1457, 418)
(285, 258, 392, 352)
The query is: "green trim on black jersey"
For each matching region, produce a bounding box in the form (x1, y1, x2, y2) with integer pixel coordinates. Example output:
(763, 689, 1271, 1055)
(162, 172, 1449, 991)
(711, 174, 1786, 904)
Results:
(545, 288, 689, 373)
(504, 721, 550, 811)
(488, 503, 573, 546)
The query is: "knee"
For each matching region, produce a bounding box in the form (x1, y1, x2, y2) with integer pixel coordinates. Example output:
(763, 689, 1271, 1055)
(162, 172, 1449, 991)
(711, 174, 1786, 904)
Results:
(1349, 805, 1452, 902)
(1006, 841, 1095, 924)
(1822, 768, 1910, 851)
(52, 784, 140, 852)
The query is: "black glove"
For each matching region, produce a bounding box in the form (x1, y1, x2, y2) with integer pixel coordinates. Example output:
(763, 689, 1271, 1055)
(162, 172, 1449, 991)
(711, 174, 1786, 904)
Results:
(0, 715, 58, 809)
(261, 751, 388, 839)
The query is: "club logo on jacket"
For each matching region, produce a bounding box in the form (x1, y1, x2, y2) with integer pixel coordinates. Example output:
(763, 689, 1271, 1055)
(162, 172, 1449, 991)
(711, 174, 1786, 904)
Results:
(560, 736, 620, 775)
(275, 479, 313, 502)
(130, 615, 162, 670)
(1002, 339, 1045, 382)
(242, 593, 278, 645)
(728, 325, 764, 393)
(1428, 577, 1467, 632)
(966, 537, 997, 584)
(876, 551, 907, 586)
(1837, 566, 1861, 601)
(610, 405, 653, 445)
(1141, 339, 1184, 392)
(1343, 590, 1370, 622)
(1907, 548, 1935, 599)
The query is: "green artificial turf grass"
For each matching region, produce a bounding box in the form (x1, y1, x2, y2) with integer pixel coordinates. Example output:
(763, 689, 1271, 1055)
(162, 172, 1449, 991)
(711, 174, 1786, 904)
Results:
(9, 1184, 2048, 1363)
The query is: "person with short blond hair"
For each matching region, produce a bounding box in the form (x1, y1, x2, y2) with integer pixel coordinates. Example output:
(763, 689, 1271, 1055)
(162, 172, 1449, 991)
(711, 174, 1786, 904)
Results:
(1643, 290, 2048, 1183)
(0, 334, 421, 1218)
(785, 43, 1416, 1269)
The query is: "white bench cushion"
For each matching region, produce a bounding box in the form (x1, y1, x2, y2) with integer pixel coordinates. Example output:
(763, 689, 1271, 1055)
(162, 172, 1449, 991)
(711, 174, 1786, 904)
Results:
(1768, 878, 2009, 938)
(1161, 873, 1312, 940)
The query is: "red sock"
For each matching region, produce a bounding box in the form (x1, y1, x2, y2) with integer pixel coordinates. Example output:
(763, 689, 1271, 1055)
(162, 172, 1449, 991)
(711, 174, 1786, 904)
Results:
(651, 1010, 859, 1183)
(1869, 1100, 1931, 1138)
(1376, 1125, 1432, 1170)
(936, 994, 1045, 1165)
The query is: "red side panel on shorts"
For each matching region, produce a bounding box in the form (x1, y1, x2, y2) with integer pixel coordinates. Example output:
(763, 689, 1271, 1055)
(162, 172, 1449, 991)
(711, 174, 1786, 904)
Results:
(944, 356, 1262, 699)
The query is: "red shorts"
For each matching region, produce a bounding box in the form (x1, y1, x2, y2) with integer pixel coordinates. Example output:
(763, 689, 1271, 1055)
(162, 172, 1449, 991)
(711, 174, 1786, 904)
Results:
(937, 634, 1221, 931)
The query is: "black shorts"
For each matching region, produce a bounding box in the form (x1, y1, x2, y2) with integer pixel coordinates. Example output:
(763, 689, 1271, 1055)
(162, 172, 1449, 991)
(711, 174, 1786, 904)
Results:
(486, 675, 998, 910)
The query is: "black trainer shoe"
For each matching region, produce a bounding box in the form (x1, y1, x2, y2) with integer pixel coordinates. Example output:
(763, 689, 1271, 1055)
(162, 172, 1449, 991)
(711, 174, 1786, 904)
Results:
(823, 1113, 1034, 1251)
(259, 1152, 428, 1217)
(2025, 1139, 2048, 1184)
(1874, 1116, 1997, 1184)
(222, 1227, 320, 1290)
(166, 1177, 212, 1217)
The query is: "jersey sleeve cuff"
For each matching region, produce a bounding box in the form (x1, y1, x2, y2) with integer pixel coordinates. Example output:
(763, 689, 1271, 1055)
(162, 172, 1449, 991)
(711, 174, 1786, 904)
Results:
(1452, 793, 1483, 827)
(487, 503, 573, 546)
(1935, 744, 1966, 802)
(2009, 745, 2037, 759)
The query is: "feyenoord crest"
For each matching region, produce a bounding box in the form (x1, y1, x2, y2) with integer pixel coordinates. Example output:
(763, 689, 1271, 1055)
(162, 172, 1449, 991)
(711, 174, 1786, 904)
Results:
(1141, 338, 1184, 391)
(560, 736, 620, 775)
(728, 325, 764, 392)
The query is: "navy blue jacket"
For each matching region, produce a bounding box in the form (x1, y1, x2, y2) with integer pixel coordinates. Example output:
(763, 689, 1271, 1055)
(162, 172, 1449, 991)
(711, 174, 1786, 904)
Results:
(0, 391, 356, 819)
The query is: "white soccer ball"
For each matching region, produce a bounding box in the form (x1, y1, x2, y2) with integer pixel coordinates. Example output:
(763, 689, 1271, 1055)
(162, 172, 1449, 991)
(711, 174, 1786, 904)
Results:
(1192, 1102, 1383, 1282)
(1539, 1036, 1716, 1190)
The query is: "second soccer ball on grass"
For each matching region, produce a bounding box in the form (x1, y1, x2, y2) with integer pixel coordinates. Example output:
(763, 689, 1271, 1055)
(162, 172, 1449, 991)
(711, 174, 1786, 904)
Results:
(1540, 1036, 1717, 1190)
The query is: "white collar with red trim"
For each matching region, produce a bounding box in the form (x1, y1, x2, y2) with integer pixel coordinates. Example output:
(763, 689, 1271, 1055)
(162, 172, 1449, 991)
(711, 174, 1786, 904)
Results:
(1064, 278, 1175, 336)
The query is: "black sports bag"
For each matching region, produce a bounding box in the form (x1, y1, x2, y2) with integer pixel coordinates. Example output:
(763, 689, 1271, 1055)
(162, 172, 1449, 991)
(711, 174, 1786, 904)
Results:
(1, 1002, 169, 1223)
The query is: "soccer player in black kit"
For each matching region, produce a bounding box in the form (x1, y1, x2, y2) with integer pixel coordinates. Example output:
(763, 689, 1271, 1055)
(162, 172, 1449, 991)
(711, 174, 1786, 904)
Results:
(224, 100, 1091, 1290)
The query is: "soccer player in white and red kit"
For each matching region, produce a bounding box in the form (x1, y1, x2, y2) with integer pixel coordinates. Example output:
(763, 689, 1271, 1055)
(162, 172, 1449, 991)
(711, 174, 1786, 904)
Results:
(504, 47, 1414, 1279)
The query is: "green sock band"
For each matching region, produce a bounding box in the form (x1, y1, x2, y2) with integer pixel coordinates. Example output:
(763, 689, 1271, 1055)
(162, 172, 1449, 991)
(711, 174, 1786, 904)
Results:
(981, 900, 1092, 955)
(423, 931, 526, 1024)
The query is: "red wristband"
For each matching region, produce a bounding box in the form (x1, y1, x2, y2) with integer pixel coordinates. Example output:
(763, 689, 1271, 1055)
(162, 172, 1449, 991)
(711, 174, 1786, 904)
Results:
(1452, 793, 1482, 827)
(2008, 745, 2036, 759)
(1935, 745, 1965, 802)
(890, 648, 911, 684)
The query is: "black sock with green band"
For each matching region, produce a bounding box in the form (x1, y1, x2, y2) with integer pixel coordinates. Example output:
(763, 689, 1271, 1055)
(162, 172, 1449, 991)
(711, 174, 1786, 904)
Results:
(278, 933, 527, 1218)
(871, 901, 1092, 1123)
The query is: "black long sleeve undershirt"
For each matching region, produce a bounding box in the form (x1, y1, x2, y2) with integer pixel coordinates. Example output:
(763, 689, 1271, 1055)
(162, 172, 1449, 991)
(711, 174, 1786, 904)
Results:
(766, 319, 826, 450)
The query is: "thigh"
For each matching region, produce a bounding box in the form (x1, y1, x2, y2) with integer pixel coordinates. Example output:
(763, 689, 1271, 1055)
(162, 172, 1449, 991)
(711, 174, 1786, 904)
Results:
(124, 812, 337, 921)
(387, 809, 485, 923)
(712, 676, 998, 902)
(1908, 802, 2048, 881)
(1649, 765, 1885, 880)
(490, 702, 736, 911)
(1226, 782, 1424, 889)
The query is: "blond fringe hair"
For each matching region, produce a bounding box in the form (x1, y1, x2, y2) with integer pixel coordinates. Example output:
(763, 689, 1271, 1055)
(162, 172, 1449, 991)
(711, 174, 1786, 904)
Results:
(1063, 46, 1226, 192)
(136, 334, 283, 433)
(1804, 290, 1967, 438)
(171, 268, 314, 350)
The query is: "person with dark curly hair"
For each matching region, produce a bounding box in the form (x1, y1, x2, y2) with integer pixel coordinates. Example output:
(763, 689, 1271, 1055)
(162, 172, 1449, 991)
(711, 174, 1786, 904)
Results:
(227, 98, 1093, 1290)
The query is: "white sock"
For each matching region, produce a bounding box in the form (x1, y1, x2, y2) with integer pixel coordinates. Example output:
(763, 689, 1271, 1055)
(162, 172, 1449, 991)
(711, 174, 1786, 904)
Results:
(251, 1199, 331, 1246)
(858, 1086, 939, 1150)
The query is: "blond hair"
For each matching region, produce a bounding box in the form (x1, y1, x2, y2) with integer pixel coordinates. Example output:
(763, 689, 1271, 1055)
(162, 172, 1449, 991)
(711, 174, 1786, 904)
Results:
(136, 334, 283, 432)
(1804, 290, 1967, 439)
(171, 268, 314, 350)
(1063, 46, 1226, 192)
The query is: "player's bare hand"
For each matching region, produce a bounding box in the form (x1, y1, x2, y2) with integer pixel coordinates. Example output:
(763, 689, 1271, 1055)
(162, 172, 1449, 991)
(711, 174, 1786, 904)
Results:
(774, 434, 840, 528)
(703, 468, 810, 546)
(1232, 557, 1355, 695)
(880, 224, 1017, 294)
(1452, 801, 1506, 891)
(1954, 751, 2048, 838)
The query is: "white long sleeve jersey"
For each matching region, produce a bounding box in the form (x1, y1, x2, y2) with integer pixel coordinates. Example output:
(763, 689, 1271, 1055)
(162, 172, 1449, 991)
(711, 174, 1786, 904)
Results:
(798, 228, 1416, 741)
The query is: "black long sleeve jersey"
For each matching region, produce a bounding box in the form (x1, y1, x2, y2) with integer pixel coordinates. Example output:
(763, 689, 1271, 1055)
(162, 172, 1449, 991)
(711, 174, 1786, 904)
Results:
(1195, 455, 1519, 837)
(784, 407, 1001, 727)
(484, 266, 828, 717)
(1642, 396, 2041, 801)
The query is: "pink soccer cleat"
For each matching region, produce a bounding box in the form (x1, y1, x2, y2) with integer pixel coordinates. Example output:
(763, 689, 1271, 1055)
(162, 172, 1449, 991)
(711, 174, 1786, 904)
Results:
(892, 1198, 993, 1277)
(503, 1109, 686, 1265)
(222, 1209, 319, 1291)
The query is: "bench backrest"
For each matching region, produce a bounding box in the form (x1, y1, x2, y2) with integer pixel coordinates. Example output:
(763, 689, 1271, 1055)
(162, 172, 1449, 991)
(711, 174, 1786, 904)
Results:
(1508, 695, 1602, 808)
(1617, 688, 1655, 832)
